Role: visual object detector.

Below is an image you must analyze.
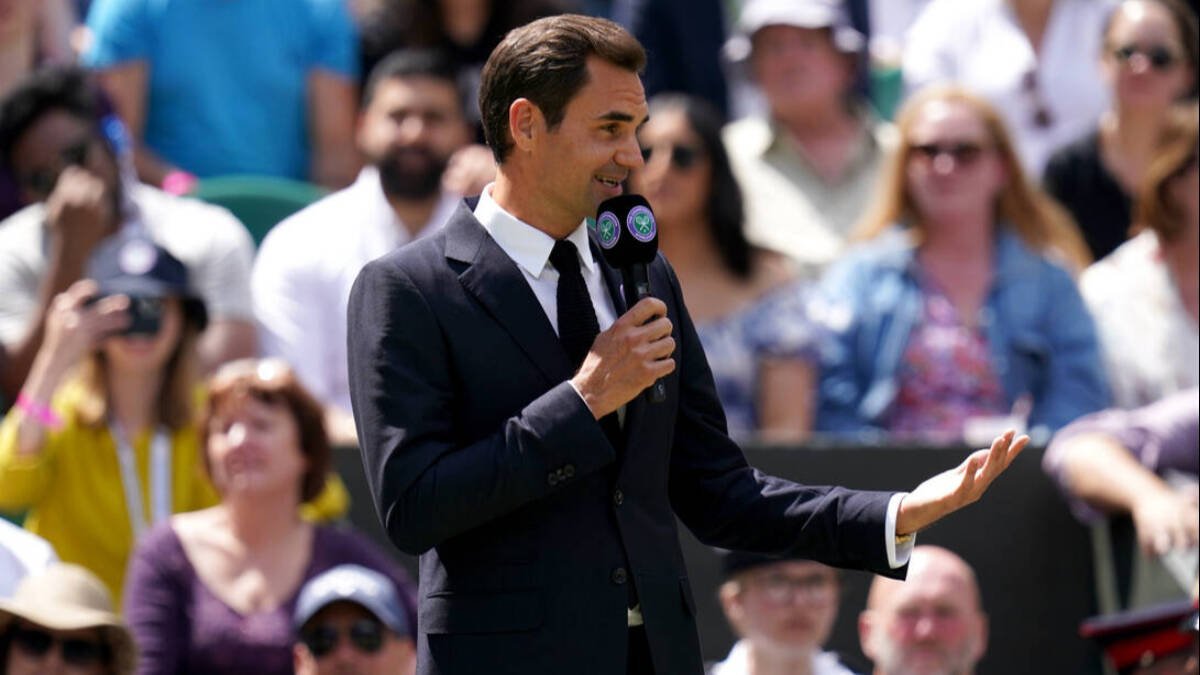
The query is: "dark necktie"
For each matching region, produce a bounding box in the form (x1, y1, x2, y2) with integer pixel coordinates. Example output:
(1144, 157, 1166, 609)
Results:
(550, 239, 600, 370)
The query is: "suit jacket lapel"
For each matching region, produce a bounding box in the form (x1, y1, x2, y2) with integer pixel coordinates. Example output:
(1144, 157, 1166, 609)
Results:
(446, 204, 573, 386)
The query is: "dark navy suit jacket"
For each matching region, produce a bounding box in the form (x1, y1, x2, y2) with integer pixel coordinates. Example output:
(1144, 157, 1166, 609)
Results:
(347, 202, 903, 675)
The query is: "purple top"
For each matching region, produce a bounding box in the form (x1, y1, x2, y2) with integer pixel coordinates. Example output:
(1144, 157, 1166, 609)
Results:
(1044, 387, 1199, 523)
(885, 278, 1009, 442)
(124, 522, 417, 675)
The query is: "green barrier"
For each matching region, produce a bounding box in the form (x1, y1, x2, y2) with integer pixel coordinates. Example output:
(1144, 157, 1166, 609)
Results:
(189, 174, 327, 247)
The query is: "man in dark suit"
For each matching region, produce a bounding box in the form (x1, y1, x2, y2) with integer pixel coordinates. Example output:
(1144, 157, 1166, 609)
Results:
(347, 14, 1026, 675)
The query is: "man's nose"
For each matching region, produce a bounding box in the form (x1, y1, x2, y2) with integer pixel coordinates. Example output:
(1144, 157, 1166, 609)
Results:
(618, 135, 645, 171)
(398, 115, 428, 144)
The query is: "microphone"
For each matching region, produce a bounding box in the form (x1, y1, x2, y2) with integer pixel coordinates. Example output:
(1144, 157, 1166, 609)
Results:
(594, 194, 667, 403)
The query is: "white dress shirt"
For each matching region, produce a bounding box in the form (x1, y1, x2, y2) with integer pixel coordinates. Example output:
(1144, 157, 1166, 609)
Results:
(473, 184, 913, 569)
(253, 167, 460, 414)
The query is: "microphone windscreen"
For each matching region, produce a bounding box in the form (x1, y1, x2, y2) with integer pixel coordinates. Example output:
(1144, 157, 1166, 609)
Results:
(594, 194, 658, 268)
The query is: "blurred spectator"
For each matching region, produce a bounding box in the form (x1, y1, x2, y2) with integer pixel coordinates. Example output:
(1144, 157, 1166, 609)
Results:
(709, 550, 857, 675)
(0, 519, 57, 599)
(1080, 102, 1198, 409)
(1081, 598, 1200, 675)
(723, 0, 896, 272)
(1043, 388, 1197, 606)
(1044, 0, 1198, 261)
(903, 0, 1115, 177)
(83, 0, 361, 189)
(858, 546, 988, 675)
(357, 0, 571, 136)
(0, 238, 219, 601)
(627, 0, 730, 118)
(0, 0, 79, 222)
(123, 358, 416, 675)
(814, 85, 1106, 443)
(293, 564, 417, 675)
(629, 93, 820, 442)
(253, 49, 478, 447)
(0, 563, 136, 675)
(0, 66, 257, 404)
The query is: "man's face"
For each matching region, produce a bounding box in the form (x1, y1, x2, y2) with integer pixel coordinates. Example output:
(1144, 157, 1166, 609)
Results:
(294, 602, 416, 675)
(524, 56, 648, 233)
(861, 558, 987, 675)
(10, 108, 120, 207)
(750, 25, 853, 118)
(358, 75, 472, 200)
(722, 561, 841, 659)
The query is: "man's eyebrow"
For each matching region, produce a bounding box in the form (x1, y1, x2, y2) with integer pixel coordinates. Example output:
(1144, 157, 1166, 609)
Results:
(595, 111, 644, 124)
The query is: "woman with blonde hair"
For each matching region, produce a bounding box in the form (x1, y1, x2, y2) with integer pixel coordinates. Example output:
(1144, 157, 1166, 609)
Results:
(814, 84, 1109, 443)
(0, 237, 216, 601)
(1080, 102, 1198, 408)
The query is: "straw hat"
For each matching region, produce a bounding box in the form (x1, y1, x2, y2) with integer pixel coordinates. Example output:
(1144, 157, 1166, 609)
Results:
(0, 563, 136, 674)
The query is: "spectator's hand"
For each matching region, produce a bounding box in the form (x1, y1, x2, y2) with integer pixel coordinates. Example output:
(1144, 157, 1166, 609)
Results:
(442, 144, 496, 197)
(40, 280, 129, 372)
(44, 166, 116, 259)
(1132, 488, 1200, 556)
(571, 298, 675, 419)
(896, 430, 1030, 535)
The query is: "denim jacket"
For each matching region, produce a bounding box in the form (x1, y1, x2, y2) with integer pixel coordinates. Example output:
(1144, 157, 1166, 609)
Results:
(813, 226, 1110, 441)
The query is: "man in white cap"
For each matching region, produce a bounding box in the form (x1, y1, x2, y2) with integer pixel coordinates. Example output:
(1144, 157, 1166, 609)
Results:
(0, 562, 136, 675)
(723, 0, 895, 273)
(293, 564, 417, 675)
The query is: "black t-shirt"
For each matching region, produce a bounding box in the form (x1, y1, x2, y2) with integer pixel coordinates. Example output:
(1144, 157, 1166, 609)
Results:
(1043, 131, 1133, 261)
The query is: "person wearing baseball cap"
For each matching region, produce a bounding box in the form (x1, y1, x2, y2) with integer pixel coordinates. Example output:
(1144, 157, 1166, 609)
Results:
(710, 549, 858, 675)
(0, 562, 137, 675)
(293, 564, 417, 675)
(722, 0, 893, 273)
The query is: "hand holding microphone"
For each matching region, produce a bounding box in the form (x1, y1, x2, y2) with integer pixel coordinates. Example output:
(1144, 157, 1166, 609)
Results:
(594, 194, 669, 404)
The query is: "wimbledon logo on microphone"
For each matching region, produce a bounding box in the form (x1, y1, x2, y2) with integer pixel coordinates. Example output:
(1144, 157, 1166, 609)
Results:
(627, 206, 656, 243)
(596, 212, 621, 250)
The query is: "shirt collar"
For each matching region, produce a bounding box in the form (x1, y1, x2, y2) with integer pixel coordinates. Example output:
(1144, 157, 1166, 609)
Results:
(473, 183, 596, 277)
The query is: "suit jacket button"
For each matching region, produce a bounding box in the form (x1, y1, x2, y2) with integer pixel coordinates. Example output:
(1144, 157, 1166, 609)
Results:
(611, 567, 627, 585)
(612, 489, 624, 506)
(563, 464, 575, 478)
(548, 473, 559, 486)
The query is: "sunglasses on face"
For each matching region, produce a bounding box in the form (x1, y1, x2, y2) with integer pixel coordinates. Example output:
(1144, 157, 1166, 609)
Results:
(910, 142, 988, 166)
(301, 618, 386, 658)
(1111, 44, 1181, 70)
(20, 137, 94, 197)
(11, 626, 108, 667)
(639, 143, 703, 171)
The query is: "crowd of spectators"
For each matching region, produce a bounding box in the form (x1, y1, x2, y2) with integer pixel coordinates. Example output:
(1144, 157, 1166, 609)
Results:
(0, 0, 1197, 673)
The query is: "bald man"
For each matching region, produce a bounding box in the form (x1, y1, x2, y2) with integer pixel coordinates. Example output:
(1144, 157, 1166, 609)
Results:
(858, 546, 989, 675)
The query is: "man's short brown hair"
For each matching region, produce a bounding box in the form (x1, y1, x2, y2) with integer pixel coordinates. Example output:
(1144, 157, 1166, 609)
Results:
(479, 14, 645, 163)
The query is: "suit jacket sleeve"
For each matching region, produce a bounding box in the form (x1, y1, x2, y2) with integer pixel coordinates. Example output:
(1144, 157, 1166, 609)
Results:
(346, 256, 616, 556)
(659, 259, 903, 578)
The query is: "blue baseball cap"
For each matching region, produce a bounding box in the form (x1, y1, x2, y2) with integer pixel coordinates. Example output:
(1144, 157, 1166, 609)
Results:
(294, 565, 409, 637)
(86, 234, 208, 330)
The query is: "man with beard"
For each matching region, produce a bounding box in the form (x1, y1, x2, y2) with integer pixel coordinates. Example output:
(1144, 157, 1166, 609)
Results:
(858, 546, 988, 675)
(253, 48, 485, 446)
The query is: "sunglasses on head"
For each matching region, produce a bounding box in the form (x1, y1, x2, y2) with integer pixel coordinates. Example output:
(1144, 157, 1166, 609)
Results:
(639, 143, 703, 171)
(301, 618, 385, 658)
(20, 137, 94, 197)
(11, 626, 108, 667)
(1111, 44, 1180, 70)
(910, 141, 987, 165)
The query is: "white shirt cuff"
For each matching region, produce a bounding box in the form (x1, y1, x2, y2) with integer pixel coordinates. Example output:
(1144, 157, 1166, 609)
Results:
(885, 492, 915, 568)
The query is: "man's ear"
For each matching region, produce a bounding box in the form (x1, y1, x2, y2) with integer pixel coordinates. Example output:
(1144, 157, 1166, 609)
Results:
(508, 98, 542, 153)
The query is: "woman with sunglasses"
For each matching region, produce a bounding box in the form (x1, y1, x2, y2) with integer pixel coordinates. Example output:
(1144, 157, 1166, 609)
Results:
(1, 563, 136, 675)
(1044, 0, 1198, 261)
(1078, 103, 1198, 409)
(0, 237, 217, 603)
(814, 85, 1108, 444)
(122, 358, 416, 675)
(628, 94, 822, 442)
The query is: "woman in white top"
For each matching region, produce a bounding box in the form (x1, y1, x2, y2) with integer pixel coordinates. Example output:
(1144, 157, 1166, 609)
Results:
(1080, 102, 1199, 408)
(903, 0, 1114, 176)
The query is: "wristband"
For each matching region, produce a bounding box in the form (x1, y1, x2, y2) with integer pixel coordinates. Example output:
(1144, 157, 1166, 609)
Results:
(16, 392, 63, 431)
(161, 170, 198, 196)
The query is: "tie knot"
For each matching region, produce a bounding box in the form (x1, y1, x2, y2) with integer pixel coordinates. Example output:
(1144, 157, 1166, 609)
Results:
(550, 239, 582, 276)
